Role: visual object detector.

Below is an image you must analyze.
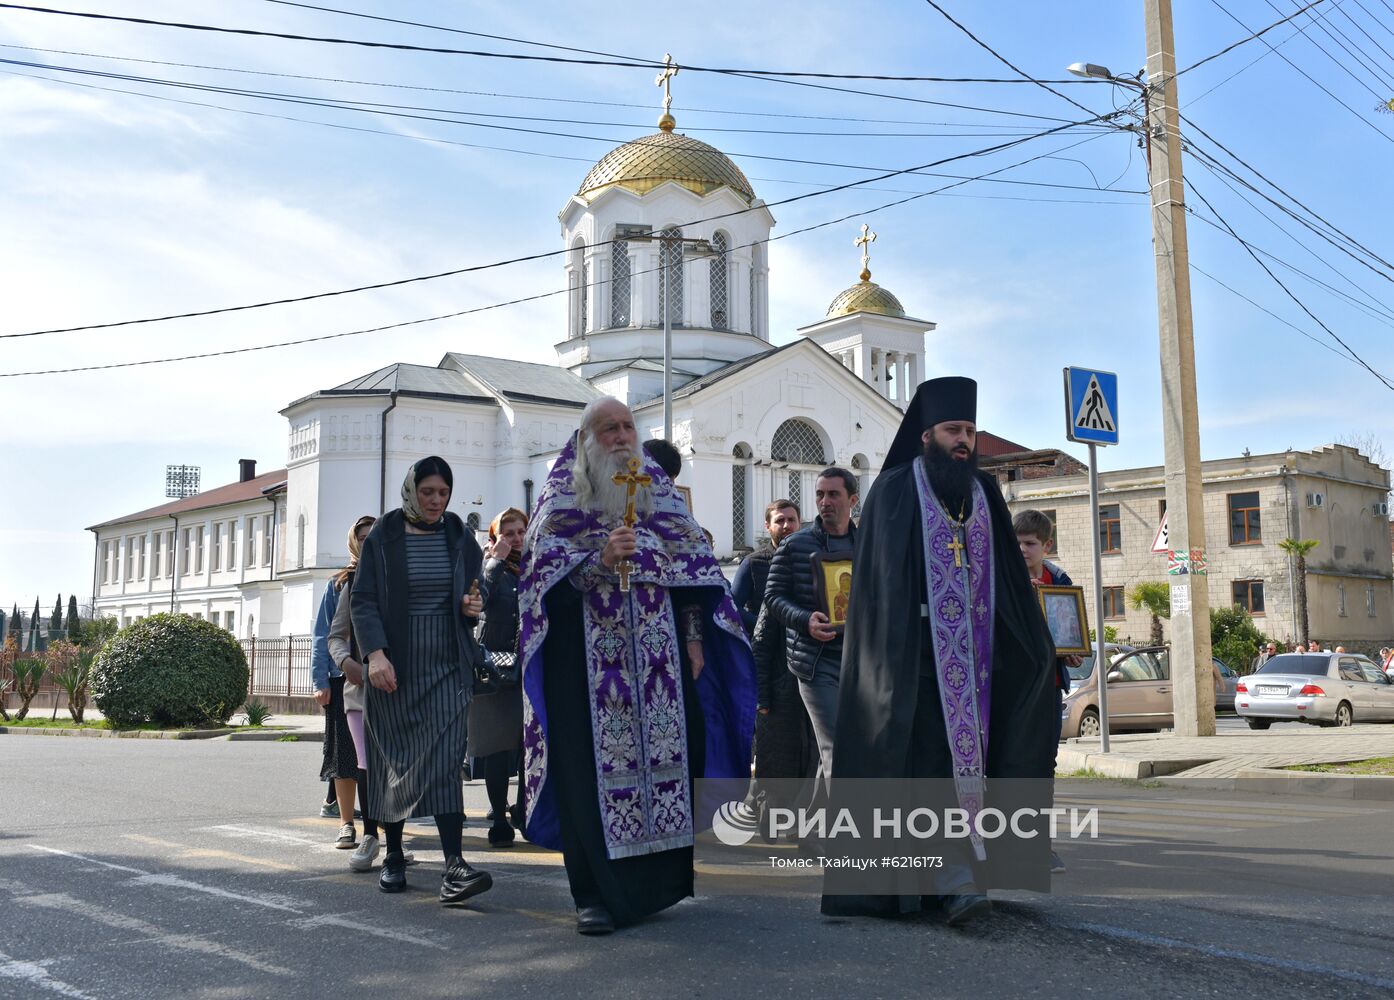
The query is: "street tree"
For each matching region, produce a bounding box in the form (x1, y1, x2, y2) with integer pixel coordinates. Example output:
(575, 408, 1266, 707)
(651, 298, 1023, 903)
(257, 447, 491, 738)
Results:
(1279, 538, 1320, 647)
(65, 596, 81, 645)
(50, 595, 63, 634)
(1128, 581, 1171, 645)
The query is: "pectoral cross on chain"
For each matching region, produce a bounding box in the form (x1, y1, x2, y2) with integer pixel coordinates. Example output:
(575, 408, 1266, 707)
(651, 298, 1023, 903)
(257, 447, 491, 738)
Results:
(611, 457, 651, 592)
(947, 524, 967, 570)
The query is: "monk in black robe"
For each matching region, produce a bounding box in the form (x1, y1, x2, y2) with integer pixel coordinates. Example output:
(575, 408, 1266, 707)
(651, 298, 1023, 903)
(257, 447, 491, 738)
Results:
(824, 376, 1056, 926)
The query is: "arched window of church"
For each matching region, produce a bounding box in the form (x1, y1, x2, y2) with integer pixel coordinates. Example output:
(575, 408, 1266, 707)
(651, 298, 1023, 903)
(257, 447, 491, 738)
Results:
(466, 513, 481, 533)
(709, 231, 729, 329)
(732, 444, 751, 549)
(610, 237, 630, 327)
(295, 514, 306, 570)
(771, 418, 828, 520)
(851, 454, 869, 520)
(657, 226, 684, 327)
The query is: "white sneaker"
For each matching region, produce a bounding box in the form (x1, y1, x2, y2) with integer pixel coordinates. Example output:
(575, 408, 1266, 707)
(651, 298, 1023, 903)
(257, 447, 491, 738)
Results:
(349, 835, 380, 871)
(349, 835, 416, 871)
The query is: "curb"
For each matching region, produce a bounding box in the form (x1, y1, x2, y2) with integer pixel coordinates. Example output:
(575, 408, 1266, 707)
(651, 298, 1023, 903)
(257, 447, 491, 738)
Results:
(1056, 747, 1217, 780)
(226, 730, 322, 742)
(1155, 767, 1394, 801)
(0, 725, 236, 740)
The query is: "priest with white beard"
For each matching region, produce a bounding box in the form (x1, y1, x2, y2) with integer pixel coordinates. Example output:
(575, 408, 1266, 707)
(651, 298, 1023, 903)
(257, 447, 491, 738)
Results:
(517, 397, 755, 935)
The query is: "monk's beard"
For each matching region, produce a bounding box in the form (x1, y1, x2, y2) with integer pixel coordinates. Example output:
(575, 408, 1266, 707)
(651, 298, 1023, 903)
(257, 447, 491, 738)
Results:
(575, 434, 651, 521)
(923, 437, 978, 514)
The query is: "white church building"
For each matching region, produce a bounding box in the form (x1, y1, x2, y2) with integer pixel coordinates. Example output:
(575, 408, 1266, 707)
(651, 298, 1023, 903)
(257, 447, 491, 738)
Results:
(90, 110, 940, 638)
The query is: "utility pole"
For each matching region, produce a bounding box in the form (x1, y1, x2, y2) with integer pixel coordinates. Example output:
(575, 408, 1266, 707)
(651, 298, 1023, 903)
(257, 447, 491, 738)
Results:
(1144, 0, 1214, 736)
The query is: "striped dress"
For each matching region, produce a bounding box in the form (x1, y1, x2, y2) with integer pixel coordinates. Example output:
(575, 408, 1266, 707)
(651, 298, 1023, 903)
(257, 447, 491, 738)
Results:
(364, 532, 468, 822)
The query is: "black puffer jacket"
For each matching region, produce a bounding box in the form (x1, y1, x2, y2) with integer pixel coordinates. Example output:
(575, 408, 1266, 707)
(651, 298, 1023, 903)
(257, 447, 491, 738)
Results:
(765, 516, 856, 682)
(479, 557, 520, 653)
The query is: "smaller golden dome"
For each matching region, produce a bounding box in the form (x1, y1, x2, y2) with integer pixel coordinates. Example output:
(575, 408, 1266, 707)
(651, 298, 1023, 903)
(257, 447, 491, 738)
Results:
(825, 276, 907, 319)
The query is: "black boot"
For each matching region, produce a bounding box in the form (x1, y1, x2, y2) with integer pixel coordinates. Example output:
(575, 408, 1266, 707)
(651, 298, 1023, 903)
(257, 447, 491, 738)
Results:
(440, 856, 493, 905)
(378, 851, 407, 893)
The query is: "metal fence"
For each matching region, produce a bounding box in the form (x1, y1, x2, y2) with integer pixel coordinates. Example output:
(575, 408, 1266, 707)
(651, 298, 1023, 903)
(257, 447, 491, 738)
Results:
(241, 635, 317, 698)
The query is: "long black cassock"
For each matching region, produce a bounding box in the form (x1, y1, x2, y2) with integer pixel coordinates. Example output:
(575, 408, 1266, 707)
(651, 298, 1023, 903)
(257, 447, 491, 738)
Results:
(822, 460, 1057, 916)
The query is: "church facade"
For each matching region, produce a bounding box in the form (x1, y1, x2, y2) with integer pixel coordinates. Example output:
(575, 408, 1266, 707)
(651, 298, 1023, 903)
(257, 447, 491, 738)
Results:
(90, 112, 936, 637)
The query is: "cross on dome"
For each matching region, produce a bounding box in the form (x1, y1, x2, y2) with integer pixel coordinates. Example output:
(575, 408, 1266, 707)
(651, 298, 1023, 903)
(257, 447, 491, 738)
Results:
(855, 223, 877, 281)
(655, 53, 679, 131)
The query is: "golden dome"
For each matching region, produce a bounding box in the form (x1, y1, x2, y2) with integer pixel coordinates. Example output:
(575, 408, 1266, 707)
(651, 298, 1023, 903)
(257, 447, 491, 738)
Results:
(577, 119, 755, 204)
(825, 274, 907, 319)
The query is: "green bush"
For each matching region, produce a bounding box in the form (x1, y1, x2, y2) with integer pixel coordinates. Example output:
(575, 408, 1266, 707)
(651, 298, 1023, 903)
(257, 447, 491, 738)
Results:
(1210, 605, 1269, 675)
(91, 614, 248, 727)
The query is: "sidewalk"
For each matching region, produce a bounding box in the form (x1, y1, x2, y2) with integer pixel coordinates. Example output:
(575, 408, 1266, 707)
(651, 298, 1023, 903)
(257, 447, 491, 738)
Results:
(1057, 724, 1394, 796)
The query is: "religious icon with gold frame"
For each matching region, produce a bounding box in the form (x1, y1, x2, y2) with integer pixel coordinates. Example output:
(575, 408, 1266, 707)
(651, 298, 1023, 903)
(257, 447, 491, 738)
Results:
(674, 484, 693, 511)
(1035, 584, 1090, 657)
(811, 552, 854, 633)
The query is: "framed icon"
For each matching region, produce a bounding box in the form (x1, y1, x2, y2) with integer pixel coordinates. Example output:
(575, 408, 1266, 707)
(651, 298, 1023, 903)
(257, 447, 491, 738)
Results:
(811, 552, 854, 632)
(1035, 584, 1090, 657)
(675, 484, 693, 510)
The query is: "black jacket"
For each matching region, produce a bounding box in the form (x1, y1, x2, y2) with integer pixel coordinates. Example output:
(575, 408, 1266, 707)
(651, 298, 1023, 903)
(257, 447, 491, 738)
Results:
(350, 509, 484, 674)
(765, 516, 856, 682)
(479, 557, 520, 654)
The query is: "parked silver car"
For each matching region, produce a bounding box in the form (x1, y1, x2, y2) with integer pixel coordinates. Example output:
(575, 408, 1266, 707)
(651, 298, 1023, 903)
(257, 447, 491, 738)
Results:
(1235, 652, 1394, 729)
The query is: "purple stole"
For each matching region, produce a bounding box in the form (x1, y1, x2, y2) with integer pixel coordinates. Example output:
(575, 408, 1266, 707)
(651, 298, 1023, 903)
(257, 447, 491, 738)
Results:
(912, 459, 995, 861)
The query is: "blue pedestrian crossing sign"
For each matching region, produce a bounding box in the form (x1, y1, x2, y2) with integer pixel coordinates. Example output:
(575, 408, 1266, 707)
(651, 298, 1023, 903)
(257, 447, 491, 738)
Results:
(1064, 367, 1119, 446)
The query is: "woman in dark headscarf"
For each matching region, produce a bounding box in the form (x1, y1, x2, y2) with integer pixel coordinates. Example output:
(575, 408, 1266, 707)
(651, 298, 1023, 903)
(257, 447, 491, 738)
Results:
(468, 507, 528, 847)
(351, 456, 495, 905)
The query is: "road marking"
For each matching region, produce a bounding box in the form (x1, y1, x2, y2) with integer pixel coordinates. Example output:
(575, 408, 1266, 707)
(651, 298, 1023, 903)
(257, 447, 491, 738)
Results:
(130, 873, 306, 913)
(123, 834, 301, 872)
(0, 949, 95, 999)
(203, 824, 335, 850)
(18, 893, 292, 976)
(288, 913, 448, 950)
(1055, 919, 1394, 991)
(1061, 795, 1376, 815)
(28, 845, 146, 873)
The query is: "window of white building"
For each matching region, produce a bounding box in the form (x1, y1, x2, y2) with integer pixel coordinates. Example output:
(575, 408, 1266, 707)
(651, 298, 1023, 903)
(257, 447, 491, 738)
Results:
(125, 538, 135, 582)
(194, 526, 205, 575)
(150, 532, 161, 579)
(165, 530, 175, 577)
(226, 520, 237, 572)
(610, 238, 630, 327)
(136, 535, 146, 580)
(262, 514, 273, 566)
(212, 523, 223, 572)
(295, 514, 307, 570)
(710, 231, 729, 329)
(182, 529, 192, 576)
(224, 610, 235, 633)
(101, 541, 110, 584)
(245, 517, 257, 568)
(658, 226, 684, 327)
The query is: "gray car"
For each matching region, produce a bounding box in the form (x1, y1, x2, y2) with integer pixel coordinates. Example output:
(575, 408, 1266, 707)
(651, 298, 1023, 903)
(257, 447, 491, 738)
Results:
(1236, 652, 1394, 729)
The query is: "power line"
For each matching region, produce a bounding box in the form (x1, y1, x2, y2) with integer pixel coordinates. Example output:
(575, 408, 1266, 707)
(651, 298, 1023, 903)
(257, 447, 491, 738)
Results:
(1264, 0, 1394, 99)
(1178, 0, 1331, 76)
(1190, 262, 1365, 365)
(1287, 0, 1394, 92)
(920, 0, 1102, 119)
(1207, 0, 1394, 144)
(1185, 174, 1394, 390)
(2, 108, 1123, 339)
(0, 129, 1121, 376)
(0, 4, 1107, 84)
(1330, 0, 1394, 73)
(0, 43, 1067, 128)
(1179, 112, 1394, 276)
(0, 57, 1083, 139)
(2, 65, 1140, 200)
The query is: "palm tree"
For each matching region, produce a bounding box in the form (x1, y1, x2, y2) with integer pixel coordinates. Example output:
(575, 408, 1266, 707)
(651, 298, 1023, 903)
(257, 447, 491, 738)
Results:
(1279, 538, 1320, 647)
(1128, 582, 1171, 645)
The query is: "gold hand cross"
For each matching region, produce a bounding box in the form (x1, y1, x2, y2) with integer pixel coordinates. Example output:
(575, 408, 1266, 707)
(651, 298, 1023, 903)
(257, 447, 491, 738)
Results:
(947, 529, 966, 569)
(611, 457, 652, 591)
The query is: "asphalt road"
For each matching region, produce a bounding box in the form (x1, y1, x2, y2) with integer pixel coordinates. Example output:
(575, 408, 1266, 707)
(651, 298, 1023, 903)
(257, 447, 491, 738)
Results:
(3, 738, 1394, 1000)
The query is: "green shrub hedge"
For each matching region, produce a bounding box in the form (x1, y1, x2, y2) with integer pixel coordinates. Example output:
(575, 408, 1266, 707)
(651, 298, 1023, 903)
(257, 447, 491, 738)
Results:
(91, 613, 248, 727)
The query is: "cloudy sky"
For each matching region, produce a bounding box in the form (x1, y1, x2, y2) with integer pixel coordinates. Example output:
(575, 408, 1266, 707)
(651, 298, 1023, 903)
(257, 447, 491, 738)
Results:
(2, 0, 1391, 614)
